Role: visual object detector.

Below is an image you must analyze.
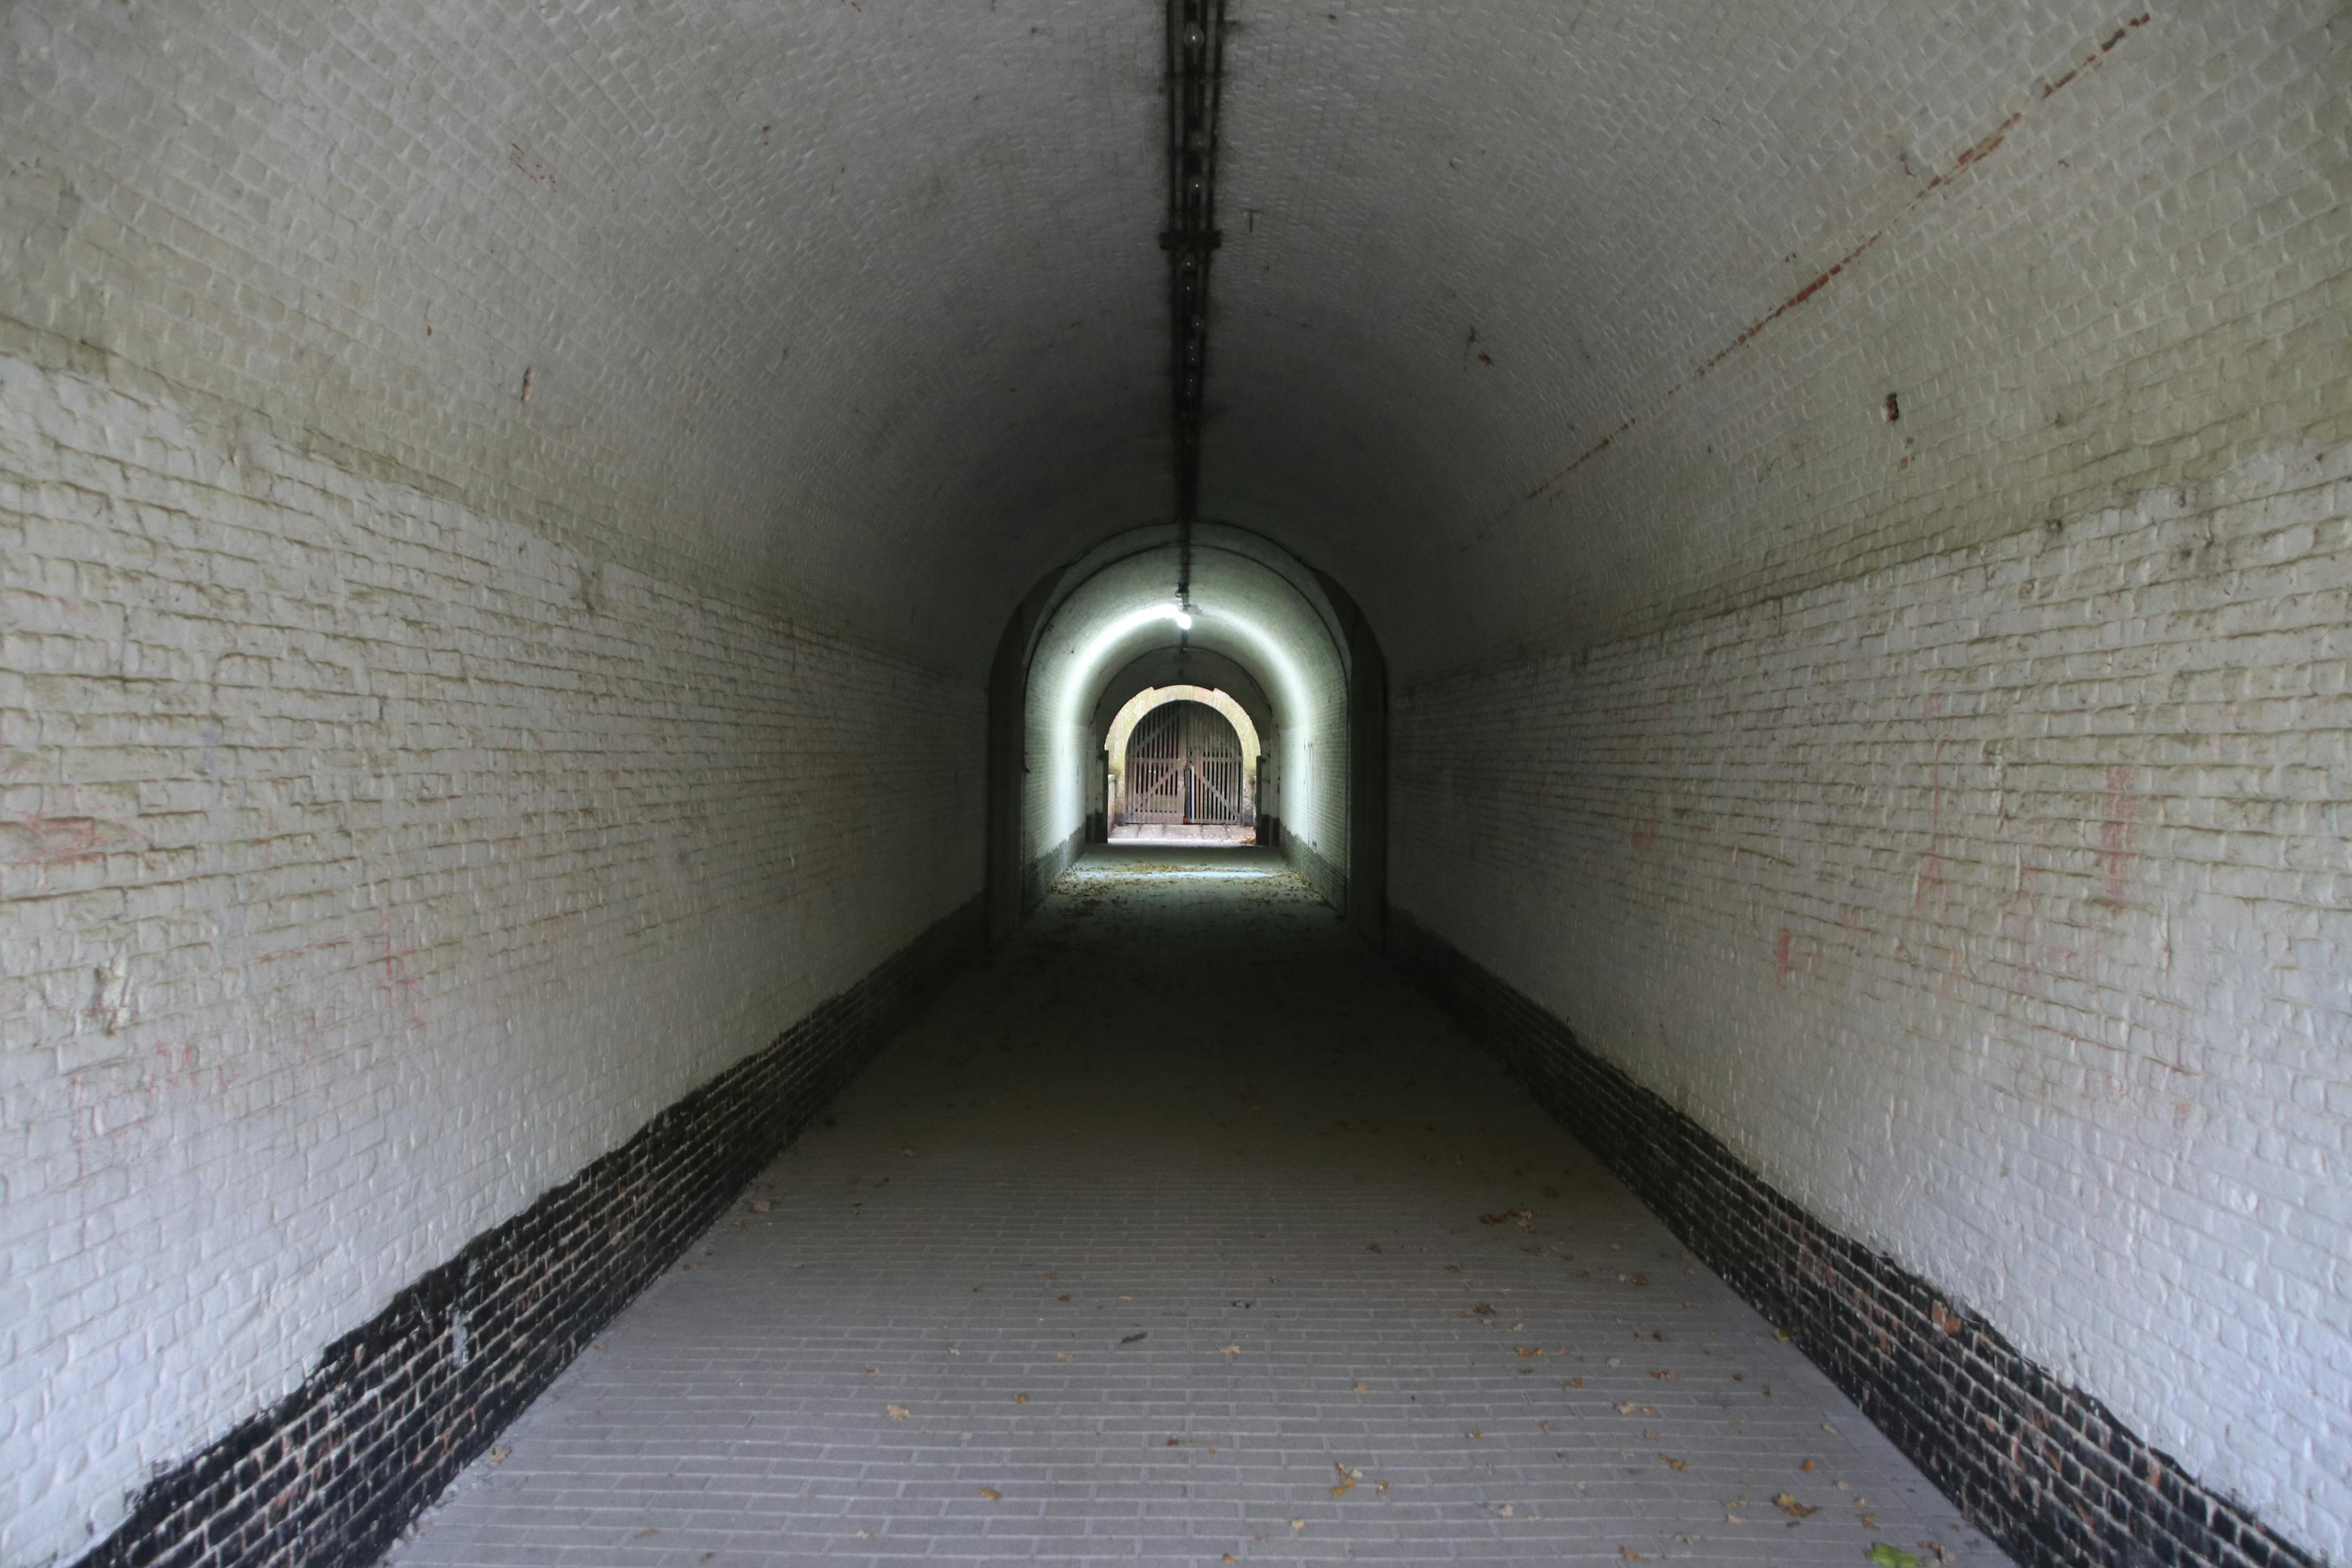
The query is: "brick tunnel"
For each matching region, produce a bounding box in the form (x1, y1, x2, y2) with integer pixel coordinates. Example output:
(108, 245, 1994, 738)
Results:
(1, 5, 2345, 1568)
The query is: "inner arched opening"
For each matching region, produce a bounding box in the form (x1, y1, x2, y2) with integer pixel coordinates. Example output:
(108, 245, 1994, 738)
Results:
(987, 523, 1383, 933)
(1105, 689, 1260, 844)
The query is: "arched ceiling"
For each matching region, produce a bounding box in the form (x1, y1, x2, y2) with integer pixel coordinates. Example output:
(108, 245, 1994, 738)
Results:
(5, 2, 2324, 675)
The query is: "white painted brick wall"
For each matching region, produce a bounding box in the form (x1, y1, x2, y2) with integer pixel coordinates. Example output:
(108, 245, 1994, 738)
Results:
(0, 353, 982, 1568)
(1392, 440, 2352, 1557)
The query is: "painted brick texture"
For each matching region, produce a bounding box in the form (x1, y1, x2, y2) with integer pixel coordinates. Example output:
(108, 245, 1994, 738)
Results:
(1390, 441, 2352, 1558)
(0, 350, 982, 1568)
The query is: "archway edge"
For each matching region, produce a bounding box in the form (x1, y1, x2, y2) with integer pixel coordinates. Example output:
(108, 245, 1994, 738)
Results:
(1091, 646, 1275, 743)
(1015, 521, 1355, 682)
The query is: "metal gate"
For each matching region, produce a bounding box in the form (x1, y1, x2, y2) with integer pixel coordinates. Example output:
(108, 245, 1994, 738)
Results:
(1124, 700, 1244, 824)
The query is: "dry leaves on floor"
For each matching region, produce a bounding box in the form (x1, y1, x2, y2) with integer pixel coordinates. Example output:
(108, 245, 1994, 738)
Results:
(1350, 1381, 1370, 1394)
(976, 1488, 1001, 1502)
(1773, 1493, 1818, 1519)
(885, 1404, 909, 1420)
(1658, 1454, 1687, 1471)
(1218, 1344, 1241, 1355)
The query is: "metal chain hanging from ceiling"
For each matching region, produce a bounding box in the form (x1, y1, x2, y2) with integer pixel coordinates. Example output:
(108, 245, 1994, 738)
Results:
(1161, 0, 1225, 620)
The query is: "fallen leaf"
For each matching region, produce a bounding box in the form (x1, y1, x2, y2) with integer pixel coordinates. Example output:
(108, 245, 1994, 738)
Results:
(1367, 1243, 1382, 1253)
(1801, 1458, 1815, 1471)
(1472, 1303, 1496, 1316)
(1058, 1294, 1072, 1302)
(489, 1446, 510, 1465)
(1617, 1401, 1641, 1415)
(1224, 1557, 1237, 1564)
(1516, 1346, 1544, 1357)
(1773, 1493, 1818, 1519)
(1350, 1381, 1370, 1395)
(977, 1487, 1001, 1501)
(1467, 1429, 1484, 1439)
(1621, 1550, 1646, 1561)
(1539, 1421, 1552, 1432)
(1218, 1344, 1241, 1355)
(1167, 1437, 1181, 1446)
(1650, 1368, 1675, 1380)
(901, 1147, 916, 1156)
(635, 1529, 659, 1539)
(1445, 1263, 1461, 1272)
(746, 1200, 771, 1213)
(1014, 1393, 1028, 1403)
(1564, 1377, 1584, 1388)
(1659, 1454, 1687, 1471)
(886, 1404, 909, 1420)
(1290, 1520, 1305, 1531)
(1865, 1547, 1920, 1568)
(1056, 1352, 1073, 1362)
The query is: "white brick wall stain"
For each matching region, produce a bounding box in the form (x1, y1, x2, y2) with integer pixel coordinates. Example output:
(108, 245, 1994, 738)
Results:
(1391, 439, 2352, 1557)
(0, 354, 982, 1568)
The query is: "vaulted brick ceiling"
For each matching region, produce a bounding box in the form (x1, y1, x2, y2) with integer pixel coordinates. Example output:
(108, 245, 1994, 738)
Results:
(3, 1, 2307, 679)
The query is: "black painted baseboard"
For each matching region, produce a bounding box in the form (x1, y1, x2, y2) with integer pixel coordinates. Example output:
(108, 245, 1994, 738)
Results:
(78, 896, 983, 1568)
(1386, 908, 2317, 1568)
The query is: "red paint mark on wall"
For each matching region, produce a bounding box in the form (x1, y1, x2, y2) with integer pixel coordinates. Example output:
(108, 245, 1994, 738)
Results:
(1691, 232, 1884, 379)
(1630, 816, 1659, 852)
(2, 812, 148, 865)
(2097, 763, 2140, 907)
(1487, 10, 2153, 533)
(1773, 927, 1797, 983)
(1911, 852, 1946, 914)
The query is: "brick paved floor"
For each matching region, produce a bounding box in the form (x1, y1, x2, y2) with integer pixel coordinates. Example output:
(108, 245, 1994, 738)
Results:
(387, 846, 2008, 1567)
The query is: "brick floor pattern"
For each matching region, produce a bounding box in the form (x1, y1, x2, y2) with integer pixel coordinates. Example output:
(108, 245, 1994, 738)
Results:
(386, 847, 2007, 1567)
